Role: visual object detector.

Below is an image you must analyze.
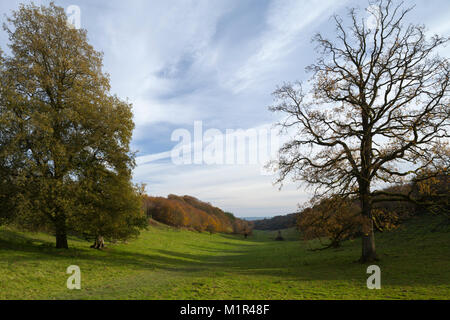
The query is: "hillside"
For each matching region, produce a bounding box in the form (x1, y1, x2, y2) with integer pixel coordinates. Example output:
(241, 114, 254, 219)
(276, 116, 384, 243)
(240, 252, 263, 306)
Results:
(252, 213, 298, 230)
(253, 174, 448, 232)
(143, 195, 251, 234)
(0, 215, 448, 299)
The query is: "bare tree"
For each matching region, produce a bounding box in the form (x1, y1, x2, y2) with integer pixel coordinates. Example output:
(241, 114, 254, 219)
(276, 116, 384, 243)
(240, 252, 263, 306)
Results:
(270, 0, 449, 262)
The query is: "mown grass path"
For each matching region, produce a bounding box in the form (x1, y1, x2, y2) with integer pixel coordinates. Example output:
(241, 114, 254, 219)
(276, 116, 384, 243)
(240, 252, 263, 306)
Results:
(0, 217, 449, 299)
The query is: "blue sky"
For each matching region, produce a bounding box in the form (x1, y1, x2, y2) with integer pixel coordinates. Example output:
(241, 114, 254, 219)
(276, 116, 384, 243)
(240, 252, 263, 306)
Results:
(1, 0, 449, 217)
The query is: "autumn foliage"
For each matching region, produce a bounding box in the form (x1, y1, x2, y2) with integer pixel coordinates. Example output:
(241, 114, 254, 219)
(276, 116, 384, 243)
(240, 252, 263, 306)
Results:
(143, 195, 251, 234)
(297, 170, 449, 250)
(412, 171, 449, 219)
(297, 197, 363, 249)
(0, 3, 145, 249)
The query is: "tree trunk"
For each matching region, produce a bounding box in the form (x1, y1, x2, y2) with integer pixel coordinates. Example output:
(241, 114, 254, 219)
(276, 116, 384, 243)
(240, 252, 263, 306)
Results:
(359, 190, 377, 262)
(55, 219, 68, 249)
(91, 236, 105, 249)
(361, 227, 377, 262)
(359, 121, 377, 262)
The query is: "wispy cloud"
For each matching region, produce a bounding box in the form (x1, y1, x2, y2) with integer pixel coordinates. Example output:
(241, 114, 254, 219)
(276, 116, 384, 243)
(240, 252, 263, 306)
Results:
(135, 158, 308, 216)
(226, 0, 346, 93)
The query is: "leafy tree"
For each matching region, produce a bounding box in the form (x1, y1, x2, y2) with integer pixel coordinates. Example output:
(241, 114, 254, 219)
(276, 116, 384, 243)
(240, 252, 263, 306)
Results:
(206, 224, 217, 235)
(270, 0, 449, 261)
(298, 197, 363, 249)
(412, 169, 449, 219)
(275, 230, 284, 241)
(0, 3, 144, 248)
(75, 167, 148, 249)
(0, 50, 13, 224)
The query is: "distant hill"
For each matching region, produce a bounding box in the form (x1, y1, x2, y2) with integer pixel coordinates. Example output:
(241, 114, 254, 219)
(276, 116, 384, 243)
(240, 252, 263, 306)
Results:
(240, 217, 269, 221)
(143, 194, 251, 234)
(253, 173, 448, 232)
(252, 213, 298, 230)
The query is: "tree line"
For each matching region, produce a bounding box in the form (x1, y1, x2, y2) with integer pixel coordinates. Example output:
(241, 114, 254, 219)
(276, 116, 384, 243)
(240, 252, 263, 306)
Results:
(297, 172, 448, 250)
(143, 194, 252, 235)
(252, 213, 298, 231)
(252, 171, 447, 246)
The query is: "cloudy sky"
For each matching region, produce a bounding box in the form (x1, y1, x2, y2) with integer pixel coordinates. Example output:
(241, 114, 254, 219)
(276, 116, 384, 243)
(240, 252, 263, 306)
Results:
(1, 0, 449, 217)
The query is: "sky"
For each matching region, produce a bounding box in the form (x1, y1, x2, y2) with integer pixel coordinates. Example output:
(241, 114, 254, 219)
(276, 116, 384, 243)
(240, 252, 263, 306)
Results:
(1, 0, 449, 217)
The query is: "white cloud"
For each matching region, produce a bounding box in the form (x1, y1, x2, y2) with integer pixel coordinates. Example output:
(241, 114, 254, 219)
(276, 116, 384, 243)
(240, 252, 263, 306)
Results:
(125, 0, 350, 216)
(135, 161, 307, 217)
(134, 122, 306, 217)
(225, 0, 348, 93)
(95, 0, 234, 130)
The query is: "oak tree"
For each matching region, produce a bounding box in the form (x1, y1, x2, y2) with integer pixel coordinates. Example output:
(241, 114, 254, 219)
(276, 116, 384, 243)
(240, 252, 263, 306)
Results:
(0, 3, 145, 248)
(270, 0, 449, 262)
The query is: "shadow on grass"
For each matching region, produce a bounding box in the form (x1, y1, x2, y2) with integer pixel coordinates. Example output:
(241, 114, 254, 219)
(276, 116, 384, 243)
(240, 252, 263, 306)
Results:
(1, 216, 449, 288)
(0, 229, 229, 273)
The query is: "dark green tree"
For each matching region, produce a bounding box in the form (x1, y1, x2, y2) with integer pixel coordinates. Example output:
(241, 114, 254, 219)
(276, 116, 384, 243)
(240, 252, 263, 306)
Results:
(0, 3, 146, 248)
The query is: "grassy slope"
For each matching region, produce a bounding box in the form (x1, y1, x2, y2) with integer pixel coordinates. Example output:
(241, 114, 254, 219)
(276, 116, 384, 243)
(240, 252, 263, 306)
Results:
(0, 216, 449, 300)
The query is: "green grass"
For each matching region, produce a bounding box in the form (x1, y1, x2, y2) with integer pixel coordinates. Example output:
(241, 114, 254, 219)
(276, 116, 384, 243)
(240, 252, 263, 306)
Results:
(0, 216, 449, 300)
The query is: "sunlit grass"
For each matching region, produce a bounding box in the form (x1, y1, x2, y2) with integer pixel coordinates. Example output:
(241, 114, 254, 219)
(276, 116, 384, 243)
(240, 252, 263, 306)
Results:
(0, 216, 449, 299)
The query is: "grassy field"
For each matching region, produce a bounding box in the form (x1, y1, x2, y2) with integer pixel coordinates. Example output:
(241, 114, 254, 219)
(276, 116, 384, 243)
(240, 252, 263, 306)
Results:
(0, 216, 449, 300)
